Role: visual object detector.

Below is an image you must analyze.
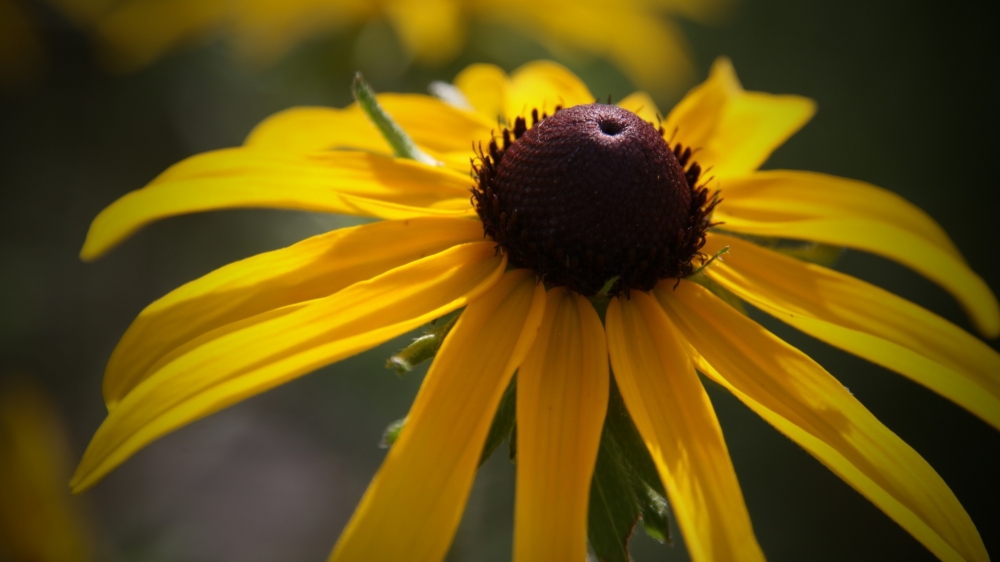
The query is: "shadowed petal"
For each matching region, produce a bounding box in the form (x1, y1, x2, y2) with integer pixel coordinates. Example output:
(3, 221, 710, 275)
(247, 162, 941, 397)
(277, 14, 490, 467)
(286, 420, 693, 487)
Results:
(71, 242, 505, 493)
(103, 217, 483, 409)
(606, 291, 764, 562)
(80, 150, 475, 261)
(658, 281, 989, 562)
(665, 57, 815, 179)
(330, 269, 546, 561)
(514, 289, 609, 562)
(704, 234, 1000, 429)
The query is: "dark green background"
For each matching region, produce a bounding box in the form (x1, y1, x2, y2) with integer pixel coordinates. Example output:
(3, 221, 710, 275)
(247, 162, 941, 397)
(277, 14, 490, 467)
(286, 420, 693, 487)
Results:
(2, 0, 997, 560)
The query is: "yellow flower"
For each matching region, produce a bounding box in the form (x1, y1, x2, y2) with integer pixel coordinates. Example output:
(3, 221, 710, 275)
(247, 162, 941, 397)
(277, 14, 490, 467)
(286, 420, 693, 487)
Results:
(1, 379, 93, 562)
(73, 59, 998, 561)
(89, 0, 729, 96)
(0, 0, 110, 88)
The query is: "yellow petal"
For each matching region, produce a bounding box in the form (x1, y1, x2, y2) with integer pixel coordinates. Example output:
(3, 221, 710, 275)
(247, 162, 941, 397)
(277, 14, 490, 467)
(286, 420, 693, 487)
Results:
(70, 242, 506, 493)
(103, 216, 483, 409)
(719, 170, 962, 258)
(514, 289, 608, 562)
(664, 57, 816, 178)
(453, 62, 509, 124)
(713, 213, 1000, 338)
(384, 0, 465, 64)
(616, 91, 662, 125)
(605, 291, 763, 562)
(505, 60, 594, 123)
(330, 269, 546, 561)
(80, 149, 475, 261)
(244, 94, 493, 155)
(658, 281, 989, 562)
(704, 234, 1000, 430)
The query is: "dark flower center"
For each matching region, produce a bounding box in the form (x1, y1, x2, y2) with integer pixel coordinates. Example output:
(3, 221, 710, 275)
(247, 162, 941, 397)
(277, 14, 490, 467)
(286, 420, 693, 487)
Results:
(473, 103, 714, 296)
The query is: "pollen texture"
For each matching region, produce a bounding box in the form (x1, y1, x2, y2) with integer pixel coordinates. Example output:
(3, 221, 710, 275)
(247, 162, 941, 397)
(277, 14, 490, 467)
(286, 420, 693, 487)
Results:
(473, 103, 714, 295)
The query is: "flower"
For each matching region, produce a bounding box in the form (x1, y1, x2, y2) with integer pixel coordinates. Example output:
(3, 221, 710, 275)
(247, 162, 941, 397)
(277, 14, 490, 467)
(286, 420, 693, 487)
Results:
(1, 378, 94, 562)
(86, 0, 729, 96)
(0, 0, 110, 89)
(72, 59, 999, 561)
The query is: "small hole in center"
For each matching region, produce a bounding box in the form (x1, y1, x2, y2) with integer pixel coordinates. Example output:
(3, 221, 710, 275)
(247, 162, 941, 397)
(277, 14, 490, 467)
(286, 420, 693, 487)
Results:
(599, 119, 623, 136)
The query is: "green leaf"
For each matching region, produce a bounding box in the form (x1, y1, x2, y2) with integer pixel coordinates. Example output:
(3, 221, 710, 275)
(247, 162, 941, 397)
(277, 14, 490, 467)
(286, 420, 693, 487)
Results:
(603, 380, 665, 498)
(479, 375, 517, 466)
(386, 311, 460, 375)
(638, 485, 671, 544)
(352, 72, 440, 166)
(379, 416, 406, 448)
(589, 422, 641, 562)
(588, 379, 671, 561)
(508, 423, 518, 463)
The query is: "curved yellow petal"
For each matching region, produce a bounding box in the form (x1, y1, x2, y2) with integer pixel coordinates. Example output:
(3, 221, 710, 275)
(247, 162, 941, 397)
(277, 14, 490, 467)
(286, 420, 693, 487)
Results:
(719, 170, 962, 258)
(505, 60, 594, 123)
(703, 234, 1000, 430)
(617, 91, 662, 126)
(657, 281, 989, 562)
(330, 269, 546, 561)
(453, 63, 509, 124)
(665, 57, 816, 179)
(71, 242, 506, 493)
(514, 289, 608, 562)
(605, 292, 763, 562)
(80, 149, 474, 261)
(713, 214, 1000, 338)
(103, 216, 483, 409)
(244, 94, 493, 155)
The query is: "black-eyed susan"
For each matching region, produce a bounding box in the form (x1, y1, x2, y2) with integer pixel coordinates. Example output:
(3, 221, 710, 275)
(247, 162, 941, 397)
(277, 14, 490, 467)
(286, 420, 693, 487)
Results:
(73, 59, 999, 561)
(83, 0, 728, 96)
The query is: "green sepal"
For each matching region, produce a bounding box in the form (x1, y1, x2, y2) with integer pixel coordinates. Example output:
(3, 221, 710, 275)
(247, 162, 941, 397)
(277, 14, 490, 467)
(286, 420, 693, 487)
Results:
(588, 379, 671, 561)
(379, 416, 406, 448)
(479, 375, 517, 466)
(351, 72, 440, 166)
(386, 311, 460, 375)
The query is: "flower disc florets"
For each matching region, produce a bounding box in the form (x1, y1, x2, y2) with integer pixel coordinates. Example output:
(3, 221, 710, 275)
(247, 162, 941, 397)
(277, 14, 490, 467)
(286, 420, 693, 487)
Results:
(473, 103, 715, 295)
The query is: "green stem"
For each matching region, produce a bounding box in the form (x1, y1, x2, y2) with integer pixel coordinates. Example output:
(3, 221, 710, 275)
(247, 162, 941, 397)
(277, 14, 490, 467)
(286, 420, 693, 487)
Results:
(352, 72, 440, 166)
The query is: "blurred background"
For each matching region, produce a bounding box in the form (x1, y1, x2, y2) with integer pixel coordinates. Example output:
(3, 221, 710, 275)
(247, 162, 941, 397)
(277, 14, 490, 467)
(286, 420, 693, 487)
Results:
(1, 0, 998, 560)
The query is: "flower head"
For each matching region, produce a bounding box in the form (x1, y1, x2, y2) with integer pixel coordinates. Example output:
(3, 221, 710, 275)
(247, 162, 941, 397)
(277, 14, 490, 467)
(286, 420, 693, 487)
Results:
(74, 59, 999, 561)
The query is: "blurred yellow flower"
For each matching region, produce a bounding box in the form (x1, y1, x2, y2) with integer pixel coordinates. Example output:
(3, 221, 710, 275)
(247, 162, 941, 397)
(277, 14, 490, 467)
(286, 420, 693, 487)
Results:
(0, 0, 111, 88)
(90, 0, 731, 95)
(0, 379, 93, 562)
(73, 60, 997, 561)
